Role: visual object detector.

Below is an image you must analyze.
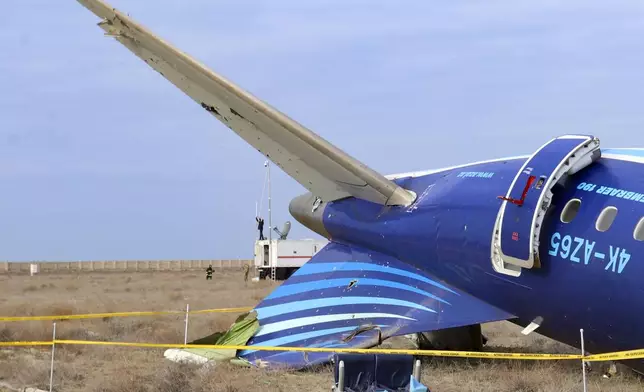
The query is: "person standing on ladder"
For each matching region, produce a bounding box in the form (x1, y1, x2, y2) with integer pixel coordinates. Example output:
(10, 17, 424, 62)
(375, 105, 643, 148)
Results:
(256, 216, 265, 240)
(206, 264, 213, 280)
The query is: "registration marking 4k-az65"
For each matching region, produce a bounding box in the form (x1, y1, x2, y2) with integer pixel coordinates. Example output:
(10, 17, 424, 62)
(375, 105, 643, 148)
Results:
(548, 232, 631, 274)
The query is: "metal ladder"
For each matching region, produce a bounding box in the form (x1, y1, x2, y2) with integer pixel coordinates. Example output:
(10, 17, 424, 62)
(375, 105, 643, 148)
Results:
(269, 240, 276, 281)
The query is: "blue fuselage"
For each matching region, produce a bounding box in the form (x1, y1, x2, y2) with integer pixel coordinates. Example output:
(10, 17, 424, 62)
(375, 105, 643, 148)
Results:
(321, 152, 644, 371)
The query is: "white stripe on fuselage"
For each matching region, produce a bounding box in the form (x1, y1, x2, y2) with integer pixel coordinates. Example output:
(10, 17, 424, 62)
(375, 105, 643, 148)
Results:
(602, 153, 644, 164)
(385, 155, 528, 180)
(385, 148, 644, 180)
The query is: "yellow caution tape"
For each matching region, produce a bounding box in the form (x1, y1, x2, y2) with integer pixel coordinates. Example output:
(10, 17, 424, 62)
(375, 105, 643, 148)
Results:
(0, 307, 253, 322)
(585, 349, 644, 362)
(188, 307, 253, 315)
(0, 341, 53, 347)
(0, 311, 180, 322)
(50, 340, 582, 360)
(3, 339, 643, 362)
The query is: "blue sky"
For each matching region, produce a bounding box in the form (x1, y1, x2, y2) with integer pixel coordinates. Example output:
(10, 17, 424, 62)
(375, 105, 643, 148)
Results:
(2, 0, 644, 261)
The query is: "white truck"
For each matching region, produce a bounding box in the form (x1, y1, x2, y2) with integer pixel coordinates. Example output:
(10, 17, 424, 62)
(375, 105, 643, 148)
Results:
(254, 238, 329, 280)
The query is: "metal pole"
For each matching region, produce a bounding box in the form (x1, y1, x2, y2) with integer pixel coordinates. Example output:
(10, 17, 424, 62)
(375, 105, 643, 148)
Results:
(338, 360, 345, 392)
(184, 304, 190, 345)
(49, 322, 56, 392)
(580, 328, 588, 392)
(267, 161, 274, 280)
(413, 359, 421, 382)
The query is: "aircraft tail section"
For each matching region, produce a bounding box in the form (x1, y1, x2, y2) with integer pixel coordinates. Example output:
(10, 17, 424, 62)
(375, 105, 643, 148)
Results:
(76, 0, 416, 207)
(240, 242, 515, 369)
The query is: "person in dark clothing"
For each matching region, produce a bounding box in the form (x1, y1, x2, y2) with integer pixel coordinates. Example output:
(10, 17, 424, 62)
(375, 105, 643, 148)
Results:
(243, 263, 250, 283)
(206, 264, 213, 280)
(256, 217, 265, 240)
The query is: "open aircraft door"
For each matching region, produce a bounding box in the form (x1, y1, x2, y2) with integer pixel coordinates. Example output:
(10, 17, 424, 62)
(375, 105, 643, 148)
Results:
(491, 135, 601, 276)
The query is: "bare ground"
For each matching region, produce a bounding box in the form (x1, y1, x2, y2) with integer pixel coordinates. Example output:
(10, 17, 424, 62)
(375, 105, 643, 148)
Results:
(0, 271, 641, 392)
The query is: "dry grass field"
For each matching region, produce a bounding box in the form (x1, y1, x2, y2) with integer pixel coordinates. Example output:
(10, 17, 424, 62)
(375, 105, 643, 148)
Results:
(0, 270, 642, 392)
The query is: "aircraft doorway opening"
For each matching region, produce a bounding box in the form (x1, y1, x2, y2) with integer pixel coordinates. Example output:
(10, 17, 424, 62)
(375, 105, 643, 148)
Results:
(263, 244, 269, 266)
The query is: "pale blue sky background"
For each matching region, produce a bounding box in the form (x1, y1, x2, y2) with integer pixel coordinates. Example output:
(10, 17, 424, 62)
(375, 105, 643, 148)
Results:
(2, 1, 644, 260)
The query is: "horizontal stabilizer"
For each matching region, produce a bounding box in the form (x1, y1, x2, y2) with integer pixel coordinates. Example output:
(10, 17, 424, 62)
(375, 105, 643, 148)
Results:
(76, 0, 416, 207)
(240, 242, 515, 369)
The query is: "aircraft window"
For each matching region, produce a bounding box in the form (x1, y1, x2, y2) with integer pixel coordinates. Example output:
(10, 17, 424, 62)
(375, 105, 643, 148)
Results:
(634, 218, 644, 241)
(596, 206, 618, 232)
(560, 199, 581, 223)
